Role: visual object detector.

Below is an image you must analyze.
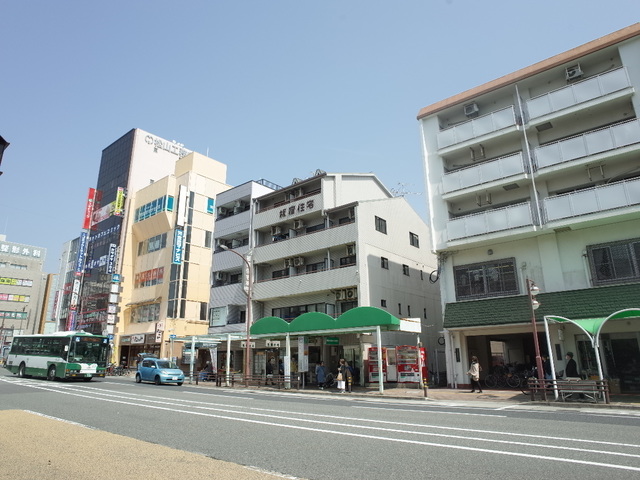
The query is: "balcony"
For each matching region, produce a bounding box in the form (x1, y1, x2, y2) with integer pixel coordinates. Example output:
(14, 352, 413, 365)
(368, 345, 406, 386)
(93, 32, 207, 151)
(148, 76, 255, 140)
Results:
(544, 177, 640, 222)
(534, 119, 640, 169)
(526, 67, 631, 120)
(437, 106, 517, 149)
(447, 202, 534, 241)
(443, 152, 527, 194)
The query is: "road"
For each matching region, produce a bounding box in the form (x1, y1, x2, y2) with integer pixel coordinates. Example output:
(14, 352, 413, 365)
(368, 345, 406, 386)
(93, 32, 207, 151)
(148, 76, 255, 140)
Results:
(1, 373, 640, 479)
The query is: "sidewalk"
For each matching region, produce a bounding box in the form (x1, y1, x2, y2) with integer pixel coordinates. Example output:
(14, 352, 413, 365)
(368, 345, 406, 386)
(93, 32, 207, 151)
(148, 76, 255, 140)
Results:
(190, 378, 640, 410)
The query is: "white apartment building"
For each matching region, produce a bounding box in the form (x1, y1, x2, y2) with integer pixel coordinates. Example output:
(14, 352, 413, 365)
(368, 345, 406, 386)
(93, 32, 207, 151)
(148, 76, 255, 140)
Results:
(418, 24, 640, 392)
(208, 171, 441, 383)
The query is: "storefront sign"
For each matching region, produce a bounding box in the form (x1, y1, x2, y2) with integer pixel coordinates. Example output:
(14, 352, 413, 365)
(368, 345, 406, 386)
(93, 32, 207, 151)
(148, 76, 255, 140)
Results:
(209, 306, 227, 327)
(325, 337, 339, 345)
(131, 334, 145, 344)
(106, 243, 117, 274)
(82, 188, 97, 230)
(145, 134, 191, 158)
(75, 232, 88, 273)
(265, 340, 280, 348)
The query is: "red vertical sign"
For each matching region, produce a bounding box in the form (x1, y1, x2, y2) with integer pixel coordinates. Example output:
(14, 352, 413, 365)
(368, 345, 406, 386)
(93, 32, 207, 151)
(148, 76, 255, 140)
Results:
(82, 188, 97, 230)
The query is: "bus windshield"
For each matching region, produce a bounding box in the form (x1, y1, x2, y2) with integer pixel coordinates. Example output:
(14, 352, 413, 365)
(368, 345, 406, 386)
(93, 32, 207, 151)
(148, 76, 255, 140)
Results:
(68, 336, 109, 364)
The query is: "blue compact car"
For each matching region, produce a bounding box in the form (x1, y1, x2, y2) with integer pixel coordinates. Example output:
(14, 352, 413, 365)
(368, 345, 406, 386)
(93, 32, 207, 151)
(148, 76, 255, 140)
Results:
(135, 358, 184, 386)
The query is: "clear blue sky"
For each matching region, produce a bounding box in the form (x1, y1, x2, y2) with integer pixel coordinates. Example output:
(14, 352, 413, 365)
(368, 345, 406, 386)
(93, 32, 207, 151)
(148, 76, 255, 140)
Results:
(1, 1, 638, 273)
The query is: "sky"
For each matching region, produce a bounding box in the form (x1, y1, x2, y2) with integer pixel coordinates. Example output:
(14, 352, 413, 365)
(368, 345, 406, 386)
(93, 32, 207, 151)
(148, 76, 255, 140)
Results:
(1, 1, 639, 273)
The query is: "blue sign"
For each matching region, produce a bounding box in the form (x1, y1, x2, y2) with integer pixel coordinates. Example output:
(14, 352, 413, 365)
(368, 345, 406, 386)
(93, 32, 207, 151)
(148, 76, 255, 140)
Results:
(172, 228, 184, 264)
(75, 231, 88, 273)
(112, 274, 121, 283)
(207, 198, 215, 214)
(108, 334, 114, 341)
(170, 334, 177, 339)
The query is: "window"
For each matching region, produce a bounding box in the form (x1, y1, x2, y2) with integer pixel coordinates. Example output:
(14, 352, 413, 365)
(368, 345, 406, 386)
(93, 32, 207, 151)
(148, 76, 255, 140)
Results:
(375, 216, 387, 234)
(381, 299, 387, 307)
(587, 238, 640, 285)
(407, 305, 411, 317)
(204, 231, 212, 248)
(409, 232, 419, 248)
(454, 258, 518, 300)
(402, 264, 410, 276)
(381, 257, 389, 269)
(398, 303, 402, 315)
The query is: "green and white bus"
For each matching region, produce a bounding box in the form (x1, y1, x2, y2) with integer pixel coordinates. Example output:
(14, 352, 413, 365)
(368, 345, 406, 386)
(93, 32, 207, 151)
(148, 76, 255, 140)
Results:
(4, 331, 110, 381)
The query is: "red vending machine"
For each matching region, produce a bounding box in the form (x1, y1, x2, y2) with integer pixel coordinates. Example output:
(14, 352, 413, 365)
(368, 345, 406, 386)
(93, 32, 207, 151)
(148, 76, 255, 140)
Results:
(395, 345, 420, 383)
(367, 347, 387, 383)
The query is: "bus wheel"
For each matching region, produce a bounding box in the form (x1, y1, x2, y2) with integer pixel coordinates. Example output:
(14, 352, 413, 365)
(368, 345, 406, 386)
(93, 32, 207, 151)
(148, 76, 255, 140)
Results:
(47, 366, 56, 381)
(18, 363, 27, 378)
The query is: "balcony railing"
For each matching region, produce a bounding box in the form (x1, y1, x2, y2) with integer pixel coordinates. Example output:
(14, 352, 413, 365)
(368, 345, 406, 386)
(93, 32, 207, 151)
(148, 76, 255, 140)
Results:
(526, 67, 631, 120)
(534, 119, 640, 169)
(544, 177, 640, 222)
(256, 217, 354, 247)
(443, 152, 526, 193)
(256, 188, 322, 214)
(255, 261, 356, 284)
(437, 106, 516, 149)
(447, 202, 534, 241)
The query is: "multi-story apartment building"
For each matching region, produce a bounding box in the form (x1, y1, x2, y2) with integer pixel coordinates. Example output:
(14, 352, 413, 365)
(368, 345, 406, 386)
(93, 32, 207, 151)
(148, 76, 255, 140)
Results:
(53, 236, 80, 331)
(0, 235, 47, 355)
(418, 24, 640, 392)
(208, 171, 442, 383)
(70, 128, 229, 368)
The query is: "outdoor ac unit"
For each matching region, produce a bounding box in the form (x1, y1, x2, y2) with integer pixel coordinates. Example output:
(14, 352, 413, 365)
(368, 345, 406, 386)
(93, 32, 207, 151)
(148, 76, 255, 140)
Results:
(217, 207, 228, 216)
(291, 188, 303, 198)
(293, 256, 305, 266)
(231, 239, 241, 248)
(284, 258, 294, 268)
(565, 64, 583, 81)
(464, 102, 479, 118)
(293, 219, 305, 230)
(271, 225, 282, 235)
(215, 272, 227, 280)
(234, 200, 245, 208)
(346, 244, 355, 256)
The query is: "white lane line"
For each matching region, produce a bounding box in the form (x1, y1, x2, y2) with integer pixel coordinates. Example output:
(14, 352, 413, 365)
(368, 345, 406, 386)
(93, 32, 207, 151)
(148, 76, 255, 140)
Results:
(6, 377, 640, 462)
(5, 377, 640, 451)
(23, 410, 95, 429)
(16, 385, 640, 473)
(354, 404, 503, 417)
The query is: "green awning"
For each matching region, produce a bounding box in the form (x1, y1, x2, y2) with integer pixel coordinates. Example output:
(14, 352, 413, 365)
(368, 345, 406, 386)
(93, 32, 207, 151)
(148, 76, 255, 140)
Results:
(250, 306, 401, 336)
(545, 308, 640, 345)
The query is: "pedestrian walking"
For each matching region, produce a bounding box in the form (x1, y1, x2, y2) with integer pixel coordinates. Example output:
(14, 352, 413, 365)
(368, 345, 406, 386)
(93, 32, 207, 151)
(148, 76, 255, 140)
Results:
(315, 361, 326, 388)
(337, 358, 349, 393)
(467, 356, 483, 393)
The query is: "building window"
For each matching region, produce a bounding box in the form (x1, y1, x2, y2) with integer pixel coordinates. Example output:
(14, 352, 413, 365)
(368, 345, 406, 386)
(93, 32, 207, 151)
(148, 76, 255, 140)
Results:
(204, 231, 212, 248)
(454, 258, 518, 300)
(381, 299, 387, 307)
(381, 257, 389, 269)
(402, 264, 410, 276)
(398, 303, 402, 315)
(375, 216, 387, 234)
(407, 305, 411, 317)
(409, 232, 419, 248)
(587, 238, 640, 285)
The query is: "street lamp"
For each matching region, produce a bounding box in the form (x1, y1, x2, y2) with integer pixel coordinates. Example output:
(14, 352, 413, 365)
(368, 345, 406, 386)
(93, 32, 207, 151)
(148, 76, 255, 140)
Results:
(219, 244, 253, 387)
(527, 279, 546, 396)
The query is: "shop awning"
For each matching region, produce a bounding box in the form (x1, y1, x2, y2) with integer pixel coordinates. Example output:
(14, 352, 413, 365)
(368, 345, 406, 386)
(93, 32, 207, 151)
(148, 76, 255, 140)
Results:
(545, 308, 640, 346)
(250, 306, 403, 337)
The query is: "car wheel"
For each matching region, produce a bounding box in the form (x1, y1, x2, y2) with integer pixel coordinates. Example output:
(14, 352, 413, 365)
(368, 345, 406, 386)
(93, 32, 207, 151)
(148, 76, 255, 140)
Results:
(177, 382, 183, 386)
(47, 366, 56, 381)
(154, 375, 162, 385)
(18, 363, 27, 378)
(135, 373, 142, 383)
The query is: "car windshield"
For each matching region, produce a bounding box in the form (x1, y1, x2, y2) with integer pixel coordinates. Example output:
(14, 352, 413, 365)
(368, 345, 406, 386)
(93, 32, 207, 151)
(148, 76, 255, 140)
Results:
(156, 360, 177, 369)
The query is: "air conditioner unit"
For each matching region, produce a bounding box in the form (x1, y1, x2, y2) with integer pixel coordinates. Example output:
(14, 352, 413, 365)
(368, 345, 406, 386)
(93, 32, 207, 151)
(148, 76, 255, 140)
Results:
(293, 256, 305, 266)
(271, 226, 282, 235)
(293, 219, 305, 230)
(464, 102, 479, 118)
(346, 244, 355, 256)
(291, 188, 303, 198)
(234, 200, 245, 208)
(284, 258, 294, 268)
(215, 272, 227, 281)
(217, 207, 228, 216)
(231, 239, 241, 248)
(565, 64, 583, 81)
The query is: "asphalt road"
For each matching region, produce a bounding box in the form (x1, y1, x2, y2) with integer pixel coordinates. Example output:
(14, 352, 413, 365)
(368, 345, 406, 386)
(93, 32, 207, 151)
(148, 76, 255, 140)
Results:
(1, 373, 640, 480)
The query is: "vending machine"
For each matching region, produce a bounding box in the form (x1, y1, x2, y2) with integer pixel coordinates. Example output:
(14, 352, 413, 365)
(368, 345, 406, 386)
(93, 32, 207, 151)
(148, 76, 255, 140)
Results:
(395, 345, 420, 383)
(367, 347, 387, 383)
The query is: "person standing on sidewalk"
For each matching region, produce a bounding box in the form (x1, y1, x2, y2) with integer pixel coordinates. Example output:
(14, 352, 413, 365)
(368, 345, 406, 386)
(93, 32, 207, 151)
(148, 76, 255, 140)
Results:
(337, 359, 348, 393)
(315, 361, 326, 388)
(467, 356, 483, 393)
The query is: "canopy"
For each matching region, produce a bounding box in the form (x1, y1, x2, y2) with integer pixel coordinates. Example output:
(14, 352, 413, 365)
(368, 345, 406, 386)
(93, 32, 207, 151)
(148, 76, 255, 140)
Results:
(544, 308, 640, 347)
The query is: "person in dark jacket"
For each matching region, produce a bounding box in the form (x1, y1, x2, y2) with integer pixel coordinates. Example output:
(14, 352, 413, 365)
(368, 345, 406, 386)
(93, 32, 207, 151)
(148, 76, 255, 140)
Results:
(564, 352, 579, 378)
